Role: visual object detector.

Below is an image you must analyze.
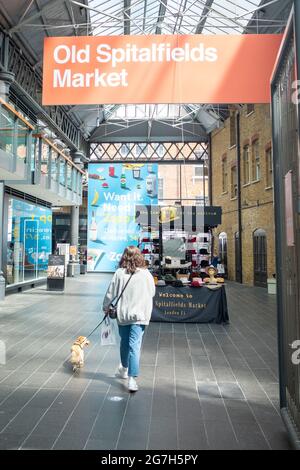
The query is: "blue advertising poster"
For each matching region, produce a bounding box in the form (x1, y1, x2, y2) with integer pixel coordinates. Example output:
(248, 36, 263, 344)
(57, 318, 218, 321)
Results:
(87, 163, 158, 272)
(11, 198, 52, 275)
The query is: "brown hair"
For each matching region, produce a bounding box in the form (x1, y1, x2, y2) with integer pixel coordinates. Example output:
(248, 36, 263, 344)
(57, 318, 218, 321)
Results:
(119, 246, 146, 274)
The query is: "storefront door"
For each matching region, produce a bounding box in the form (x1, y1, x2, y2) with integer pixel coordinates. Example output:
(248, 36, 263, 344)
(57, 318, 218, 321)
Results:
(253, 229, 268, 288)
(23, 219, 39, 281)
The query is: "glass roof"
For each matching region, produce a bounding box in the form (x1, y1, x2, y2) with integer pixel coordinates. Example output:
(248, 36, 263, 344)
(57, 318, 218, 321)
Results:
(85, 0, 275, 127)
(87, 0, 274, 37)
(112, 104, 189, 120)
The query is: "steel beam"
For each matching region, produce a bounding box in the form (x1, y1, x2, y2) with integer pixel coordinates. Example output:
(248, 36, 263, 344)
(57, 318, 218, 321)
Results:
(9, 0, 62, 33)
(124, 0, 131, 35)
(0, 29, 87, 154)
(156, 0, 168, 34)
(195, 0, 214, 34)
(89, 119, 208, 143)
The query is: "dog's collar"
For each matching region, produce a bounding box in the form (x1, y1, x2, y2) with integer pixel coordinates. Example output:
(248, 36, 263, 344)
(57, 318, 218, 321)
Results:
(74, 342, 84, 349)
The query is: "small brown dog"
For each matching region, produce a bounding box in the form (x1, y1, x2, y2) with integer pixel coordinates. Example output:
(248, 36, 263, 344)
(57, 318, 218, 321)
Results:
(70, 336, 90, 371)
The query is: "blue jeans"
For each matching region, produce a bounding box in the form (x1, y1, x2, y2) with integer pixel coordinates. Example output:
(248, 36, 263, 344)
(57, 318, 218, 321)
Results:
(118, 324, 145, 377)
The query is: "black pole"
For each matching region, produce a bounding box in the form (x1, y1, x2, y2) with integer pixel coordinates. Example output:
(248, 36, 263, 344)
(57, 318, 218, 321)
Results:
(294, 1, 300, 202)
(208, 134, 212, 206)
(179, 164, 182, 204)
(271, 81, 287, 411)
(158, 220, 163, 277)
(236, 111, 243, 284)
(203, 159, 205, 207)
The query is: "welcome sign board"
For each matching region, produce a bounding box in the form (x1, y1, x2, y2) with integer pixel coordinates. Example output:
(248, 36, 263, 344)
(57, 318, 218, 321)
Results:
(42, 34, 282, 105)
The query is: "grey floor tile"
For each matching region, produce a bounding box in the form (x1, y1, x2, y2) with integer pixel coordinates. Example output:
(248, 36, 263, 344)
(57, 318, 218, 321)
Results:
(177, 415, 209, 450)
(85, 438, 115, 450)
(0, 274, 292, 451)
(199, 398, 229, 422)
(205, 420, 239, 450)
(233, 422, 270, 450)
(260, 382, 280, 401)
(148, 416, 178, 450)
(258, 421, 292, 450)
(20, 436, 56, 450)
(52, 435, 87, 450)
(219, 382, 245, 400)
(224, 399, 256, 424)
(197, 381, 221, 399)
(0, 432, 26, 450)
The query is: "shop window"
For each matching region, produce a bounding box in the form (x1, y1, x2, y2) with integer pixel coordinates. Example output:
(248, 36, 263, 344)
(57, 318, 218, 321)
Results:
(16, 122, 27, 160)
(135, 143, 148, 158)
(252, 140, 261, 181)
(158, 177, 164, 200)
(59, 158, 66, 185)
(194, 165, 208, 178)
(120, 143, 131, 158)
(243, 145, 250, 184)
(229, 114, 236, 147)
(231, 165, 237, 199)
(0, 106, 14, 155)
(265, 146, 273, 188)
(6, 197, 52, 285)
(153, 143, 164, 158)
(194, 166, 202, 177)
(51, 151, 58, 181)
(67, 164, 72, 190)
(55, 218, 70, 226)
(222, 157, 228, 193)
(41, 142, 49, 175)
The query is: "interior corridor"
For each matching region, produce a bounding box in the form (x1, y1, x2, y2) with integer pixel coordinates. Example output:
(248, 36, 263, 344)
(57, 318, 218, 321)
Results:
(0, 274, 291, 450)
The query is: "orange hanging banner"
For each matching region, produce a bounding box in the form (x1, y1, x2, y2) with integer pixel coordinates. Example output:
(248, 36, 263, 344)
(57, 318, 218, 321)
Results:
(42, 34, 282, 105)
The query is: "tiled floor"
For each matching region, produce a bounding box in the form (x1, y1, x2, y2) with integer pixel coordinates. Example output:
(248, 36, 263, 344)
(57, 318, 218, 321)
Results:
(0, 274, 291, 450)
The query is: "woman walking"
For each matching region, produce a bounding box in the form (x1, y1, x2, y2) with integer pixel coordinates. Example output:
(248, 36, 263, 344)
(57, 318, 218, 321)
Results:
(103, 246, 155, 392)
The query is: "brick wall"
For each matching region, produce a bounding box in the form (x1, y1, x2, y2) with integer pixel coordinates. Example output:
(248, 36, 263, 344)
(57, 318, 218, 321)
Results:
(211, 104, 275, 286)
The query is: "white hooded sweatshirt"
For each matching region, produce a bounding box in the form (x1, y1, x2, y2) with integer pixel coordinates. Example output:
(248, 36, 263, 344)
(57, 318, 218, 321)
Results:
(102, 268, 156, 325)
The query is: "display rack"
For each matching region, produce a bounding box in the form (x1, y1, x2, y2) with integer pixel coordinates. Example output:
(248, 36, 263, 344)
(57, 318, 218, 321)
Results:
(138, 230, 160, 269)
(138, 226, 212, 276)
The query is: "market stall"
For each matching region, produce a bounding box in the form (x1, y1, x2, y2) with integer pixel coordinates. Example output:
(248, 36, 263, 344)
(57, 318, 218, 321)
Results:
(136, 203, 228, 323)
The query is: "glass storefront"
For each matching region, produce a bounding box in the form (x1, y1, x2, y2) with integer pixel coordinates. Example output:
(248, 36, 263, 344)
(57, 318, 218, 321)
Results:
(6, 197, 52, 285)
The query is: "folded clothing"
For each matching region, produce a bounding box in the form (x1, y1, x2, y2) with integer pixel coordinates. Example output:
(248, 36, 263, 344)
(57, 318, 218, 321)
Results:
(173, 280, 184, 287)
(191, 280, 202, 287)
(190, 272, 200, 278)
(164, 274, 176, 282)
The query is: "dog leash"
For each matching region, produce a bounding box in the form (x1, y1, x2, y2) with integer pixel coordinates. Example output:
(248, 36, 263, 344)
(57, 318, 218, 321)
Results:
(85, 273, 133, 340)
(86, 314, 108, 340)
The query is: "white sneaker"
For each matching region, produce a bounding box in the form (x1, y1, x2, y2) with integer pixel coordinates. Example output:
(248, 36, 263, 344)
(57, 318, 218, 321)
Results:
(128, 376, 139, 392)
(117, 364, 128, 379)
